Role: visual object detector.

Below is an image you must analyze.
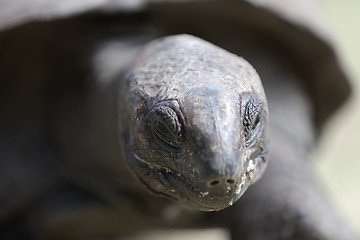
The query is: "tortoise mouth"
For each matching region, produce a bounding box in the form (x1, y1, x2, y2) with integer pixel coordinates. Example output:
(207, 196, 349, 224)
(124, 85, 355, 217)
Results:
(128, 149, 268, 211)
(128, 151, 213, 210)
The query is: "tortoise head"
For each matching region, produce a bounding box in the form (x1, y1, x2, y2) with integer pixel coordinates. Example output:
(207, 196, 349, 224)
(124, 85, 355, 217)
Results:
(119, 35, 269, 211)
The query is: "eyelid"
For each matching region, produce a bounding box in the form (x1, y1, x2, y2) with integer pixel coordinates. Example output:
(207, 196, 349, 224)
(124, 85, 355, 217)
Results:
(242, 97, 262, 145)
(154, 106, 182, 135)
(149, 105, 183, 149)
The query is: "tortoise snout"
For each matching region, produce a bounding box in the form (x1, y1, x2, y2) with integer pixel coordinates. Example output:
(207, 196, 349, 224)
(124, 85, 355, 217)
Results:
(192, 149, 243, 182)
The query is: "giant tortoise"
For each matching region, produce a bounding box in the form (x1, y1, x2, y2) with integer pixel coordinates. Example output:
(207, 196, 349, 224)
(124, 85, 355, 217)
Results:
(0, 0, 355, 239)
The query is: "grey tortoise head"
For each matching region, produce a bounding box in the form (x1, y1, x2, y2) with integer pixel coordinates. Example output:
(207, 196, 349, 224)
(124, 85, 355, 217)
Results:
(118, 35, 269, 211)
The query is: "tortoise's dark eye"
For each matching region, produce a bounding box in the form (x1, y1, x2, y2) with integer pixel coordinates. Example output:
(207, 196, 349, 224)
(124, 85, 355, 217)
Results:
(149, 106, 182, 149)
(243, 98, 262, 146)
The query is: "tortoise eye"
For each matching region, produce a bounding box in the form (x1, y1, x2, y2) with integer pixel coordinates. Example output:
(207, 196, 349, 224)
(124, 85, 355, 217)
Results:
(242, 97, 262, 146)
(149, 106, 182, 149)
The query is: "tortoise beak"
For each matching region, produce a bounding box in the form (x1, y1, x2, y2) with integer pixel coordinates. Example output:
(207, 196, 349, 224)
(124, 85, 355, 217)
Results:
(180, 86, 247, 206)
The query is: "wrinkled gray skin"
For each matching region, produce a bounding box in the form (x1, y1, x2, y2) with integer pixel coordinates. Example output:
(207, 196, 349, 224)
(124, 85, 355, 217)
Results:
(0, 8, 356, 240)
(120, 35, 269, 211)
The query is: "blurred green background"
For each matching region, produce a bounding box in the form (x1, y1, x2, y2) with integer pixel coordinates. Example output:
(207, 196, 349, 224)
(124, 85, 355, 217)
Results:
(313, 0, 360, 237)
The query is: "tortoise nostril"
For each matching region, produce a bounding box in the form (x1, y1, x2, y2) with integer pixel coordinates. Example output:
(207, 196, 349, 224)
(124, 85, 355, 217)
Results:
(226, 179, 235, 185)
(209, 180, 220, 187)
(208, 178, 236, 187)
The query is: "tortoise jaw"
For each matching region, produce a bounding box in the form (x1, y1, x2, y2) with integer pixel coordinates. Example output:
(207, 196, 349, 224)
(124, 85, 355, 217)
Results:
(128, 151, 202, 205)
(127, 148, 268, 211)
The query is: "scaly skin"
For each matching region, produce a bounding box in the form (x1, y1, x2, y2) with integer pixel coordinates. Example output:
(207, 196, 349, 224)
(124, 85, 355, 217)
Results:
(119, 35, 269, 211)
